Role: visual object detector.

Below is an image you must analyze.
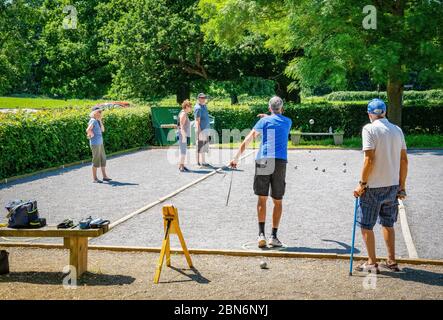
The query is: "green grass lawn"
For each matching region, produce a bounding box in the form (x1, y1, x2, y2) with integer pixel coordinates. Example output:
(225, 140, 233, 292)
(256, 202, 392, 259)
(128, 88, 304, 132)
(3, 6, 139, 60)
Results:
(213, 135, 443, 149)
(0, 96, 107, 109)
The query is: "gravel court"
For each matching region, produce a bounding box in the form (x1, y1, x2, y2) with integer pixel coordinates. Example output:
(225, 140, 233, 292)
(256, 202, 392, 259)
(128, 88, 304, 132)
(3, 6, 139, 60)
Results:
(1, 148, 441, 261)
(0, 148, 223, 244)
(94, 149, 409, 260)
(403, 150, 443, 260)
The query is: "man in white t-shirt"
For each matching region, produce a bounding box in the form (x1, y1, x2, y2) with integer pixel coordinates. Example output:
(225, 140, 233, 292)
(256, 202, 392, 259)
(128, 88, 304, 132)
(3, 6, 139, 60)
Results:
(353, 98, 408, 274)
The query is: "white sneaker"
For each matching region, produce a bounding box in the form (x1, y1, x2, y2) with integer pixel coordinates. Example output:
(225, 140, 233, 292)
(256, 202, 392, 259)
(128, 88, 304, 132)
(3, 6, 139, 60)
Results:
(268, 236, 283, 247)
(257, 234, 267, 248)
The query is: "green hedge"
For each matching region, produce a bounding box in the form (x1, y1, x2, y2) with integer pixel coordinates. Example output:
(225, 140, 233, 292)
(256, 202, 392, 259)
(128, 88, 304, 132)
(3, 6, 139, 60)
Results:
(209, 103, 443, 137)
(1, 100, 441, 179)
(324, 89, 443, 102)
(0, 107, 153, 179)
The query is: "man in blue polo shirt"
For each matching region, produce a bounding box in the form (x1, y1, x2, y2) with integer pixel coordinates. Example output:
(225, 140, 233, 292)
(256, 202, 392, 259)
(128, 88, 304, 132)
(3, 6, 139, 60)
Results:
(230, 96, 292, 248)
(194, 93, 211, 167)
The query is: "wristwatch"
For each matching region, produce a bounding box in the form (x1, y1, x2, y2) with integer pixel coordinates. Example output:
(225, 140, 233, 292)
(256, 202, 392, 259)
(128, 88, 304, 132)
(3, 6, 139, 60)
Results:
(359, 181, 368, 189)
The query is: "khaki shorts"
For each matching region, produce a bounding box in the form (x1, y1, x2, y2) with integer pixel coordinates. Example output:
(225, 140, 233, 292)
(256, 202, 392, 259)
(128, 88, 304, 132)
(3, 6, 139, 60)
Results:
(91, 144, 106, 168)
(197, 131, 210, 154)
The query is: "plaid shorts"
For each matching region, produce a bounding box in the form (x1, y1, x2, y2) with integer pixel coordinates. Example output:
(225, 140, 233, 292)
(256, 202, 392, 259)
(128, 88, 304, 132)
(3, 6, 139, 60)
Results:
(357, 185, 399, 230)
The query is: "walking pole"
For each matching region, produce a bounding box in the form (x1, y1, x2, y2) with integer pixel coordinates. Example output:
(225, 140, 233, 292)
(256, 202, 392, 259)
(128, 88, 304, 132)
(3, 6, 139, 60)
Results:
(349, 197, 360, 276)
(225, 169, 234, 206)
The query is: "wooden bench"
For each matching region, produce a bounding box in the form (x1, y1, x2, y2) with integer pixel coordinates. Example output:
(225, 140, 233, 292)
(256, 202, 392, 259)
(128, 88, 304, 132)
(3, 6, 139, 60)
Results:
(0, 226, 108, 278)
(291, 132, 344, 145)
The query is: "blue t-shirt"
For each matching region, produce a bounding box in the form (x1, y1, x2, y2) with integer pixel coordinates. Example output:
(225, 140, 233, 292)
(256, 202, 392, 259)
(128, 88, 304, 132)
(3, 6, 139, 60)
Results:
(194, 104, 210, 131)
(88, 118, 103, 145)
(253, 114, 292, 161)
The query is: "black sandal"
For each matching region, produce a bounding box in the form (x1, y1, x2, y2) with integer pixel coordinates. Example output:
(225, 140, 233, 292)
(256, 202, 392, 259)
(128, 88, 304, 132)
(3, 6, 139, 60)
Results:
(382, 261, 401, 272)
(57, 219, 74, 229)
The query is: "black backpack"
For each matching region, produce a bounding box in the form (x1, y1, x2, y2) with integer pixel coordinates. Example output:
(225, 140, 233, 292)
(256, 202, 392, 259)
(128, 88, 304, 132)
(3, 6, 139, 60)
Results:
(6, 200, 46, 229)
(0, 250, 9, 275)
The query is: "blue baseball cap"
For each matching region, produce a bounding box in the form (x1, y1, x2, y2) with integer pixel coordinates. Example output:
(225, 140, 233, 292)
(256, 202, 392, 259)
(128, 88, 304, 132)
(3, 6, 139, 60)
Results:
(367, 98, 386, 115)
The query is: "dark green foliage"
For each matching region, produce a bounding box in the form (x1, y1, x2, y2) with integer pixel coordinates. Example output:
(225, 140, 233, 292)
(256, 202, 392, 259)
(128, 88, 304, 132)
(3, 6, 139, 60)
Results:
(402, 105, 443, 134)
(207, 102, 442, 137)
(0, 100, 441, 179)
(325, 90, 443, 102)
(0, 0, 43, 95)
(0, 108, 153, 179)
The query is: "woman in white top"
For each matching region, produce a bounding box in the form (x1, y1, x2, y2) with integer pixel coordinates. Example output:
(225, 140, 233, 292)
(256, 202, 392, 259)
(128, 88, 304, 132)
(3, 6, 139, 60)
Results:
(178, 99, 192, 172)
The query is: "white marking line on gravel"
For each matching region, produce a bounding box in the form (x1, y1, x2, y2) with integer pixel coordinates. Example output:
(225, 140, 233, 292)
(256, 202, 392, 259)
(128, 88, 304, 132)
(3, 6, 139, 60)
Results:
(109, 150, 256, 230)
(398, 199, 419, 259)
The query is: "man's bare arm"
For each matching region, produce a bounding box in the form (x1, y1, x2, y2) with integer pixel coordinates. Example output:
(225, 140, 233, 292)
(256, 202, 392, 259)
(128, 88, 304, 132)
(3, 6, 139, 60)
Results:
(361, 149, 375, 182)
(195, 117, 201, 133)
(398, 149, 408, 198)
(354, 149, 375, 197)
(230, 129, 260, 167)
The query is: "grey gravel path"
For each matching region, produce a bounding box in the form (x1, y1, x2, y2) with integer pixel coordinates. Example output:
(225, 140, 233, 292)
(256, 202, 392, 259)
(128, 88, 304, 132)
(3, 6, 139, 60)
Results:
(1, 148, 441, 260)
(403, 150, 443, 260)
(2, 248, 443, 300)
(0, 148, 213, 228)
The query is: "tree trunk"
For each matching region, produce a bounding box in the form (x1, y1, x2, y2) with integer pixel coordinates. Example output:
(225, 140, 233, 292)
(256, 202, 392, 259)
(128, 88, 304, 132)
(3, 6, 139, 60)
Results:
(275, 76, 301, 103)
(385, 1, 405, 127)
(230, 93, 239, 105)
(387, 78, 403, 126)
(176, 84, 190, 105)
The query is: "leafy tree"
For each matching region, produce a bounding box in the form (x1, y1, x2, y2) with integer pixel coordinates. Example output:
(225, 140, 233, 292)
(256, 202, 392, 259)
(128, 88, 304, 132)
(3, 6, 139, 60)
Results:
(37, 0, 111, 98)
(199, 0, 443, 125)
(98, 0, 295, 104)
(0, 0, 44, 95)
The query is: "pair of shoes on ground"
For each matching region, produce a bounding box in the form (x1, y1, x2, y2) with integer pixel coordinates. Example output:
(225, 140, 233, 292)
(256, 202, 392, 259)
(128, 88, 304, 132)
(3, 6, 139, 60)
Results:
(179, 163, 212, 172)
(93, 177, 112, 183)
(257, 234, 283, 248)
(355, 260, 401, 274)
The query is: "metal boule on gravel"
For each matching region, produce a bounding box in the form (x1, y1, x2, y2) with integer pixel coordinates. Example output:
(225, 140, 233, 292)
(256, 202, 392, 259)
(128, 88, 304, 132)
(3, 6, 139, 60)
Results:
(315, 167, 318, 170)
(260, 261, 268, 269)
(322, 169, 326, 172)
(343, 169, 347, 173)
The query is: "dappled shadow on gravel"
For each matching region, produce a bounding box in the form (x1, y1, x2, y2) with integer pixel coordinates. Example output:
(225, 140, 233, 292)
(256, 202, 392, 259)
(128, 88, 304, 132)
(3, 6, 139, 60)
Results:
(408, 150, 443, 156)
(380, 267, 443, 287)
(0, 271, 136, 286)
